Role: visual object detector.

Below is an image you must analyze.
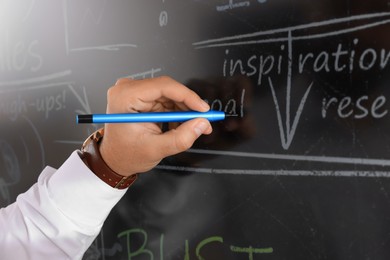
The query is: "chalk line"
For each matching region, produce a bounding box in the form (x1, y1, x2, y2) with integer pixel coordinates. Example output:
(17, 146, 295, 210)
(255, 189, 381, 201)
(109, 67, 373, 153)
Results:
(69, 43, 137, 52)
(193, 12, 390, 47)
(0, 70, 72, 87)
(55, 142, 390, 177)
(187, 149, 390, 167)
(155, 165, 390, 178)
(193, 19, 390, 49)
(54, 139, 390, 167)
(123, 68, 162, 79)
(0, 81, 73, 94)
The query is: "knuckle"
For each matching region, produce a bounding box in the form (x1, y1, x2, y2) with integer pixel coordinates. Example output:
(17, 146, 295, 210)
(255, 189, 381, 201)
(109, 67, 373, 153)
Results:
(157, 75, 172, 82)
(156, 75, 174, 86)
(106, 86, 116, 100)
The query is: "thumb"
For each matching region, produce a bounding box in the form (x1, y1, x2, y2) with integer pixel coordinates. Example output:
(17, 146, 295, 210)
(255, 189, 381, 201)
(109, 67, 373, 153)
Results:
(153, 118, 212, 158)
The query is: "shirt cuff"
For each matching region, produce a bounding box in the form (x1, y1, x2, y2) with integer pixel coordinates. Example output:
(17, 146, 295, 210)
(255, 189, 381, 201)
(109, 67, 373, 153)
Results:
(46, 150, 128, 229)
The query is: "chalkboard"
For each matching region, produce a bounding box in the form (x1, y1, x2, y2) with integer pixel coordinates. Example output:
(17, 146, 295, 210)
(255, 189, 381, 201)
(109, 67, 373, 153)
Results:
(1, 1, 390, 259)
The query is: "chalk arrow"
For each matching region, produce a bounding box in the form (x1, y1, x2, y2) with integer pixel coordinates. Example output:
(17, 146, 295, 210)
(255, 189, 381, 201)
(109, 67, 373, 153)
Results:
(267, 30, 313, 150)
(67, 84, 92, 115)
(268, 77, 312, 150)
(68, 84, 101, 134)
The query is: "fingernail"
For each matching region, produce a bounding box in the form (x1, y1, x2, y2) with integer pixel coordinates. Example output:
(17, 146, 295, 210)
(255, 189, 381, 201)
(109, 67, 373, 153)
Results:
(194, 121, 208, 137)
(201, 100, 210, 110)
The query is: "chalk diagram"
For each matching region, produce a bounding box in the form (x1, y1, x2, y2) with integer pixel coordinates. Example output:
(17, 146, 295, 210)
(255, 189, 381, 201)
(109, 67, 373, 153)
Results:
(155, 12, 390, 177)
(62, 0, 137, 53)
(0, 69, 98, 204)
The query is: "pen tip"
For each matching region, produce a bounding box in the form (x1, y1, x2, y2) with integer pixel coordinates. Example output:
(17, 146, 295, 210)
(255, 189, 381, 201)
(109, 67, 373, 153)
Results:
(77, 115, 93, 124)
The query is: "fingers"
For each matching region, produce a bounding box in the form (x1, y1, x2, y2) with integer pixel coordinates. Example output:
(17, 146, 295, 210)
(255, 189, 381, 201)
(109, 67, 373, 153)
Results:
(110, 76, 210, 113)
(150, 118, 212, 158)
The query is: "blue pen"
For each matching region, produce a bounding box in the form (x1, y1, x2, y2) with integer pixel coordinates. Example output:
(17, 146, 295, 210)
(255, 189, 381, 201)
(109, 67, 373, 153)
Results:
(76, 110, 225, 124)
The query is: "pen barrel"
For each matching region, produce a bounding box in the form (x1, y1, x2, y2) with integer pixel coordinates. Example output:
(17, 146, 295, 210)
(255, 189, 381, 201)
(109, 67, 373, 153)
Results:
(77, 111, 225, 124)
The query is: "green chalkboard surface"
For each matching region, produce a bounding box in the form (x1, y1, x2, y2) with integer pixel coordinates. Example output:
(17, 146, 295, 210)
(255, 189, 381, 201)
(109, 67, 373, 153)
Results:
(1, 1, 390, 259)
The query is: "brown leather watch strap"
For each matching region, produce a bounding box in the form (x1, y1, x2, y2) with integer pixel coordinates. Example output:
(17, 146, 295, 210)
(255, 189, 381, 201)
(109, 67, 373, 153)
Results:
(80, 128, 137, 189)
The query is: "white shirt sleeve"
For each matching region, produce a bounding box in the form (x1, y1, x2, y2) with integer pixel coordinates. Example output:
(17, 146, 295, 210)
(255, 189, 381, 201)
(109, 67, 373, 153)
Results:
(0, 150, 128, 260)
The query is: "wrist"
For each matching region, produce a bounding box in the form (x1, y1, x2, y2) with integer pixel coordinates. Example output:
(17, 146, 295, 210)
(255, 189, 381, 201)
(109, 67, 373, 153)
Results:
(80, 128, 137, 189)
(98, 138, 137, 177)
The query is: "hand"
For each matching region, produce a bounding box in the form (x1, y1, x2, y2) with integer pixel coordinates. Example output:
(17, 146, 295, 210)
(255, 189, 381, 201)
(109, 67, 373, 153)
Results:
(99, 76, 213, 177)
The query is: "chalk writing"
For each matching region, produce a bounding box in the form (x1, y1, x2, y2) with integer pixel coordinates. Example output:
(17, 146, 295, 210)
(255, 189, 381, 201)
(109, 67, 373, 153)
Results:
(0, 0, 43, 72)
(216, 0, 250, 12)
(159, 11, 168, 27)
(0, 88, 68, 120)
(322, 95, 388, 119)
(0, 39, 43, 72)
(117, 228, 273, 260)
(0, 70, 72, 122)
(298, 41, 390, 73)
(29, 89, 67, 119)
(230, 245, 274, 260)
(193, 12, 390, 149)
(159, 0, 168, 27)
(0, 94, 27, 121)
(205, 88, 246, 117)
(222, 42, 390, 86)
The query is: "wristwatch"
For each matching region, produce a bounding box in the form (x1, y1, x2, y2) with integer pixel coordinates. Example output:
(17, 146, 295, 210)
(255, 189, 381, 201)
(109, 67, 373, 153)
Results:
(80, 128, 137, 189)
